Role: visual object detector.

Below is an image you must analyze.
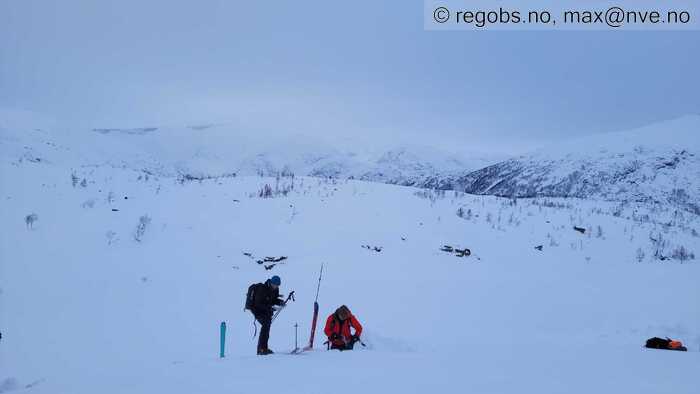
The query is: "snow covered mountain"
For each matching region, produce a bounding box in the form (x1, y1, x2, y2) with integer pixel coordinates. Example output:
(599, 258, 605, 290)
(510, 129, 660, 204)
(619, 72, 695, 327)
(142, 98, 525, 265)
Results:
(456, 116, 700, 215)
(2, 109, 699, 393)
(0, 109, 499, 190)
(3, 109, 700, 215)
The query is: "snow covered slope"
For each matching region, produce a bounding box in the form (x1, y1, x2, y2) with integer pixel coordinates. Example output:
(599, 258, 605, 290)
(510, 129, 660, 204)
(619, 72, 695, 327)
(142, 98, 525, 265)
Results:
(0, 109, 499, 190)
(457, 116, 700, 215)
(1, 123, 699, 393)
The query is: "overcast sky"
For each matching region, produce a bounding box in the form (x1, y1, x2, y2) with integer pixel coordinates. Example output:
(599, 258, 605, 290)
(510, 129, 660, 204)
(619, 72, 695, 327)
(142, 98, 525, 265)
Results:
(1, 0, 698, 153)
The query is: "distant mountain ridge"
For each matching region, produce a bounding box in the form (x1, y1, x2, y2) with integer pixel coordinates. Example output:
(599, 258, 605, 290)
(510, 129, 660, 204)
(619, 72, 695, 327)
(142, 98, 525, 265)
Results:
(0, 112, 500, 189)
(455, 116, 700, 214)
(2, 109, 699, 213)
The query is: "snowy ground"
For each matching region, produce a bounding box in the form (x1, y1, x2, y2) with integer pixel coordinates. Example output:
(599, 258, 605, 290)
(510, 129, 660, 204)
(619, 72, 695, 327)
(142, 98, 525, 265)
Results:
(1, 154, 699, 393)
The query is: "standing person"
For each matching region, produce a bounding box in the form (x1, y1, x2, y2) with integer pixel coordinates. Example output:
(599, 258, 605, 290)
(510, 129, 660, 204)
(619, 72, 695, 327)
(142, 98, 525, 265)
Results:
(246, 275, 285, 355)
(324, 305, 363, 351)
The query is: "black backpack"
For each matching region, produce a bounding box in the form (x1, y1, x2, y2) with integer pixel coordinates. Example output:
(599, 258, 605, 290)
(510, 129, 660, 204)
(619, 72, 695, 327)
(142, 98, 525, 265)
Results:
(245, 283, 263, 311)
(645, 337, 687, 351)
(645, 337, 671, 349)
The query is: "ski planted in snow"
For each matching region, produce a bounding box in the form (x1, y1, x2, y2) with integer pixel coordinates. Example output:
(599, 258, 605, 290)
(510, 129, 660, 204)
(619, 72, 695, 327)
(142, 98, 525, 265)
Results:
(304, 263, 323, 351)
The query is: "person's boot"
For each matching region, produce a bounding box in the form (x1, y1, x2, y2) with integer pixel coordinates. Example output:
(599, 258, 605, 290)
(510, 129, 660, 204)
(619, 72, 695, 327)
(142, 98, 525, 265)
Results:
(257, 348, 274, 355)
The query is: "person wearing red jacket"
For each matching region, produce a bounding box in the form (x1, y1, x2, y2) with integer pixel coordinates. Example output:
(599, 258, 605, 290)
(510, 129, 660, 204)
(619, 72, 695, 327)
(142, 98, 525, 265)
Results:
(324, 305, 363, 350)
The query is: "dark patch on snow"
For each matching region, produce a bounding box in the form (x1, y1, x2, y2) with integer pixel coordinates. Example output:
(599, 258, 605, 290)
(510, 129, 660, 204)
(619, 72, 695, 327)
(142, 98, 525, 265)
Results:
(243, 252, 288, 269)
(264, 256, 287, 263)
(93, 127, 158, 135)
(187, 124, 216, 131)
(441, 245, 472, 258)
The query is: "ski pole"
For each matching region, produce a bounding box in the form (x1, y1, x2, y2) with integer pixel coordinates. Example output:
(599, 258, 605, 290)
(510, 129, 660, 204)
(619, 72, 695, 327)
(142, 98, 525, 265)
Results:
(271, 290, 295, 322)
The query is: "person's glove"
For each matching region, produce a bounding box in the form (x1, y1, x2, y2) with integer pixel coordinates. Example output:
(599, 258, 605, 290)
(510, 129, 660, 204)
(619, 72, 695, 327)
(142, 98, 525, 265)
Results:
(330, 333, 340, 341)
(351, 335, 360, 342)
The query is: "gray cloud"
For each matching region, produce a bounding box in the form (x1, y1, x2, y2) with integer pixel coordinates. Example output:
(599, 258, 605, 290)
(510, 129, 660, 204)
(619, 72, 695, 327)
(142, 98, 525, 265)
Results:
(1, 0, 698, 154)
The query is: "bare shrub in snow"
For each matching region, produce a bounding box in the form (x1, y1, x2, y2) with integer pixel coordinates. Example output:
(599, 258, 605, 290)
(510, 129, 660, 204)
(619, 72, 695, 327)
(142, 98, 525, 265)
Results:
(137, 172, 151, 182)
(80, 178, 87, 188)
(414, 188, 445, 204)
(107, 191, 115, 204)
(280, 165, 294, 178)
(106, 230, 118, 245)
(634, 213, 651, 224)
(81, 199, 96, 208)
(596, 225, 604, 239)
(134, 215, 152, 242)
(635, 248, 645, 262)
(414, 189, 430, 199)
(612, 203, 624, 217)
(649, 232, 669, 261)
(71, 172, 79, 187)
(177, 172, 236, 185)
(278, 181, 293, 196)
(25, 213, 38, 229)
(532, 199, 572, 210)
(456, 207, 465, 218)
(258, 184, 273, 198)
(254, 179, 294, 199)
(661, 223, 671, 234)
(287, 205, 298, 223)
(671, 246, 694, 263)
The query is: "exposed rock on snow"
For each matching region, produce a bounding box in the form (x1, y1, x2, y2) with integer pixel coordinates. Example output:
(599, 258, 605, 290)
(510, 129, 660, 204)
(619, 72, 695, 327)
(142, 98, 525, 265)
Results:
(440, 245, 472, 257)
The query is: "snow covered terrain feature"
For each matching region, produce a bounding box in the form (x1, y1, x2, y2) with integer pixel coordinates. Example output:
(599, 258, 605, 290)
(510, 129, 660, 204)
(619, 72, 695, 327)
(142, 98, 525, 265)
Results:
(1, 112, 699, 393)
(457, 116, 700, 215)
(0, 108, 500, 190)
